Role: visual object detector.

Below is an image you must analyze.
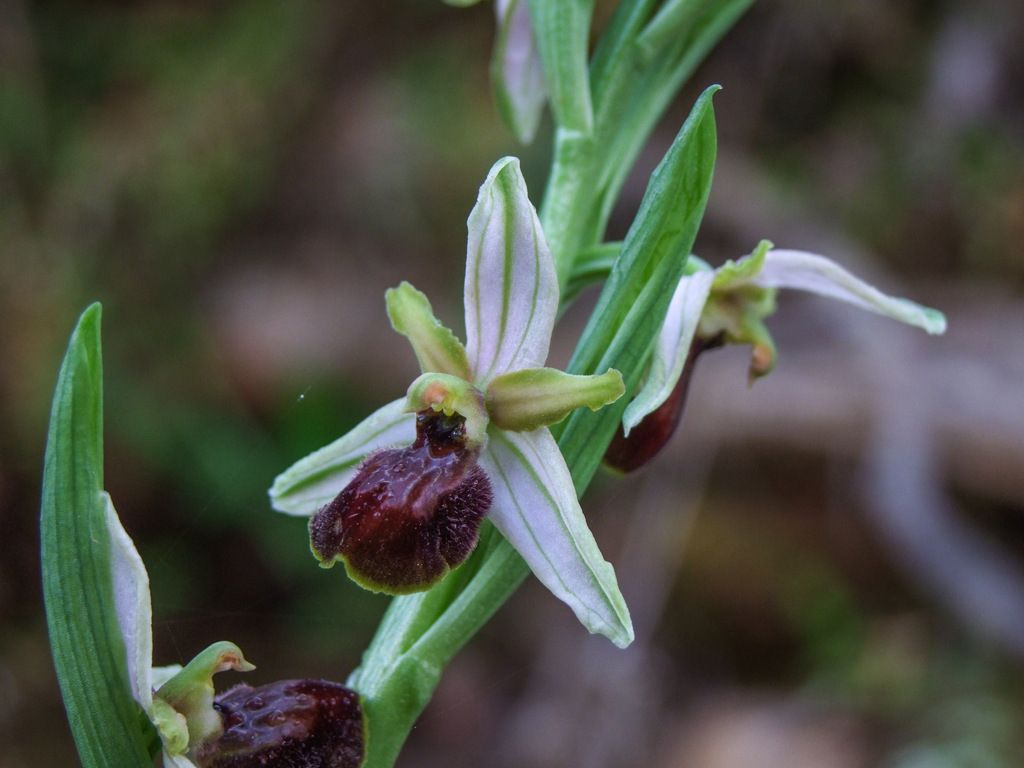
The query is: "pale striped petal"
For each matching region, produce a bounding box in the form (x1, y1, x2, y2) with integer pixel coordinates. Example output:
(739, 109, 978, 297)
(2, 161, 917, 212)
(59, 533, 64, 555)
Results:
(622, 268, 714, 435)
(480, 428, 634, 647)
(269, 399, 416, 517)
(753, 250, 947, 334)
(464, 157, 558, 385)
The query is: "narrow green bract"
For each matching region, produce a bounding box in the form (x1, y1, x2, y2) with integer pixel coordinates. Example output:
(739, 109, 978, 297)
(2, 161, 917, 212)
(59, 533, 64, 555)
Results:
(41, 303, 157, 768)
(557, 85, 720, 489)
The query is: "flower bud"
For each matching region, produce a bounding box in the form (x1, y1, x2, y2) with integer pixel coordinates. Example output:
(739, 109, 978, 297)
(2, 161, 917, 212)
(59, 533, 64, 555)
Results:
(604, 336, 721, 473)
(309, 409, 493, 593)
(195, 679, 364, 768)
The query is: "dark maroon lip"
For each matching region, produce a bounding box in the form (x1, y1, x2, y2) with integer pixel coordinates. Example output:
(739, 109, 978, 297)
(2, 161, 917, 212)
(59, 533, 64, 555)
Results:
(196, 678, 364, 768)
(309, 409, 493, 593)
(604, 335, 722, 473)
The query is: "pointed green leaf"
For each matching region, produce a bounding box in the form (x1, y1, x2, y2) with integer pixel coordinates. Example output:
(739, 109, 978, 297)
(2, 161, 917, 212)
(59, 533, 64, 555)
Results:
(464, 157, 559, 384)
(752, 250, 948, 335)
(269, 398, 415, 517)
(622, 268, 714, 435)
(558, 86, 720, 490)
(386, 281, 471, 379)
(486, 367, 624, 431)
(41, 303, 157, 767)
(492, 0, 548, 144)
(526, 0, 594, 134)
(480, 428, 633, 647)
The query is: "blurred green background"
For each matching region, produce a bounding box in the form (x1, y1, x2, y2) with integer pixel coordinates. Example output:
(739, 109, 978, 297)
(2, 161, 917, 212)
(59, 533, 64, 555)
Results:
(2, 1, 1023, 766)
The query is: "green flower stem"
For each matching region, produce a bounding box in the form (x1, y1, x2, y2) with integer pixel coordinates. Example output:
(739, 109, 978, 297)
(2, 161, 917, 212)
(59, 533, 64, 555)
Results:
(352, 82, 720, 768)
(540, 128, 596, 290)
(541, 0, 754, 295)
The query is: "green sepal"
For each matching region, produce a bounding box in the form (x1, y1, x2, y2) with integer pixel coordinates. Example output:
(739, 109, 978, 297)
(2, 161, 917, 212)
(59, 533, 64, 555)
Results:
(712, 239, 772, 288)
(699, 282, 779, 381)
(41, 303, 159, 768)
(386, 281, 471, 380)
(486, 367, 625, 431)
(155, 641, 255, 751)
(405, 372, 489, 447)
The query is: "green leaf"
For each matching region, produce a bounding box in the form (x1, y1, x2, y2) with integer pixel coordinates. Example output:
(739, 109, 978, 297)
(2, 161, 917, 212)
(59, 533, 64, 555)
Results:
(563, 241, 622, 305)
(637, 0, 704, 57)
(386, 281, 471, 380)
(41, 303, 158, 767)
(526, 0, 595, 134)
(557, 85, 720, 488)
(591, 0, 754, 238)
(486, 367, 624, 431)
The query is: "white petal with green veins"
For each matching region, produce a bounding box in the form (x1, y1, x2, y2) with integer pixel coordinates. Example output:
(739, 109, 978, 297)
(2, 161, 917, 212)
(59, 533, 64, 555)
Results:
(750, 250, 947, 335)
(464, 157, 559, 385)
(622, 268, 715, 435)
(486, 367, 624, 431)
(386, 281, 471, 379)
(480, 428, 634, 648)
(492, 0, 547, 144)
(269, 398, 416, 517)
(105, 491, 154, 711)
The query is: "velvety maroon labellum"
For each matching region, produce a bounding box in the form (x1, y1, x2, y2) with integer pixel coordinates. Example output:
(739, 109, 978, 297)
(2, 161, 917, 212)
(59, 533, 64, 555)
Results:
(309, 410, 493, 593)
(604, 336, 722, 473)
(195, 679, 364, 768)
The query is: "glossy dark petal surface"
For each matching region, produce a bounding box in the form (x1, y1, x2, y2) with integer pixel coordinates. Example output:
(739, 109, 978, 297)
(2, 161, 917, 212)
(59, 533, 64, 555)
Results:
(604, 336, 721, 473)
(196, 679, 364, 768)
(309, 411, 493, 593)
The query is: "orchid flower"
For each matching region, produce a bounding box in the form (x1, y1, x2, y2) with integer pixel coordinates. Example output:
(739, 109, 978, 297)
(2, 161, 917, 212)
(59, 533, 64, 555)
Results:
(103, 492, 366, 768)
(492, 0, 547, 144)
(451, 0, 591, 145)
(608, 240, 947, 470)
(270, 157, 634, 648)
